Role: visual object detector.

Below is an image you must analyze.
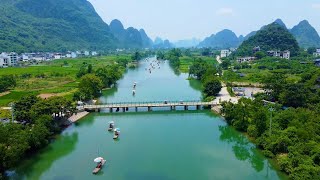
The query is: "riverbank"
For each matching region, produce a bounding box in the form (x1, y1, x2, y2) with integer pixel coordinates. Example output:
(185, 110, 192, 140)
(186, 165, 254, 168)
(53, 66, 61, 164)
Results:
(68, 111, 90, 123)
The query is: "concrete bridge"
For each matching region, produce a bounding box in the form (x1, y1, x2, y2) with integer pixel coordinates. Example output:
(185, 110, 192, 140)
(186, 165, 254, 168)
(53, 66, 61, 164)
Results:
(83, 100, 216, 112)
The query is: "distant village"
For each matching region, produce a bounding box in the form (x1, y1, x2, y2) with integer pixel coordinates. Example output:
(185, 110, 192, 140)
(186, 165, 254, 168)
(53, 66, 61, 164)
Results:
(220, 47, 320, 65)
(0, 50, 99, 67)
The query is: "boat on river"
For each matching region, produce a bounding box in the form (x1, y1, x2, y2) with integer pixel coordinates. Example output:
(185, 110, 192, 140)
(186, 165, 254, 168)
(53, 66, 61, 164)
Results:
(92, 157, 106, 174)
(113, 128, 120, 139)
(108, 121, 114, 131)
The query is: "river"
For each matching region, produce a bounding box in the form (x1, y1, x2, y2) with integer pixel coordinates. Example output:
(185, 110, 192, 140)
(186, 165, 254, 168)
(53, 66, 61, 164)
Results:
(11, 57, 286, 180)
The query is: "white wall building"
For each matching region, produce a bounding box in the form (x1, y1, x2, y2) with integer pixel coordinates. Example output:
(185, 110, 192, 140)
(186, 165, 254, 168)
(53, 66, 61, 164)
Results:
(282, 51, 290, 60)
(0, 53, 9, 67)
(8, 52, 18, 66)
(54, 53, 62, 59)
(21, 54, 30, 62)
(84, 51, 90, 56)
(71, 52, 77, 58)
(220, 50, 231, 58)
(313, 49, 320, 57)
(91, 51, 98, 56)
(237, 57, 256, 63)
(267, 50, 290, 59)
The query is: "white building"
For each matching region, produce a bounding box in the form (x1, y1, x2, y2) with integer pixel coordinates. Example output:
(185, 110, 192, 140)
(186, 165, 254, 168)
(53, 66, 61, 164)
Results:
(282, 51, 290, 60)
(21, 54, 30, 62)
(237, 57, 256, 63)
(91, 51, 98, 56)
(84, 51, 90, 56)
(0, 53, 9, 67)
(66, 53, 72, 58)
(71, 52, 77, 58)
(313, 49, 320, 57)
(267, 50, 290, 59)
(8, 52, 18, 66)
(220, 50, 231, 58)
(54, 53, 62, 59)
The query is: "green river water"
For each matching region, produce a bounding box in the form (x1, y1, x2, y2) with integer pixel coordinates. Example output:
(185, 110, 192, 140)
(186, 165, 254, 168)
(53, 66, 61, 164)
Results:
(11, 57, 286, 180)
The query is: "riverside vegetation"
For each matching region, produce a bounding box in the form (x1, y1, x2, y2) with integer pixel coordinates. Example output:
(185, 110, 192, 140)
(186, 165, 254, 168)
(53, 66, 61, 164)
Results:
(0, 51, 151, 178)
(220, 55, 320, 179)
(0, 52, 154, 106)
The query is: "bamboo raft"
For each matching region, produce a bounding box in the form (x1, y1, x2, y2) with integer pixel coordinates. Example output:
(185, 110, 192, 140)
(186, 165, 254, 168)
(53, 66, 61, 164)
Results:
(92, 160, 106, 174)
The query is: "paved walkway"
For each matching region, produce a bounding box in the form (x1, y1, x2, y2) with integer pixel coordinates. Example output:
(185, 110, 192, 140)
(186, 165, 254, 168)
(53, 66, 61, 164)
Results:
(216, 55, 222, 64)
(68, 111, 89, 123)
(212, 87, 239, 104)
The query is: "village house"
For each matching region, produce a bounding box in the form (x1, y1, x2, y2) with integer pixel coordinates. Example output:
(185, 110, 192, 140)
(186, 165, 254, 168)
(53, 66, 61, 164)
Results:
(267, 50, 290, 59)
(313, 49, 320, 57)
(21, 53, 30, 62)
(252, 46, 261, 54)
(237, 57, 256, 63)
(71, 52, 77, 58)
(54, 53, 62, 59)
(220, 49, 231, 58)
(91, 51, 98, 56)
(8, 52, 18, 66)
(315, 59, 320, 67)
(0, 53, 9, 67)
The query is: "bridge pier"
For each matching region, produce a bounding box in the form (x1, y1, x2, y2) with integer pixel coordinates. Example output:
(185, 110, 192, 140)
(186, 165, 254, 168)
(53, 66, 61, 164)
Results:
(135, 107, 138, 112)
(109, 108, 113, 113)
(148, 107, 152, 111)
(122, 107, 126, 112)
(184, 106, 188, 110)
(95, 108, 100, 112)
(196, 105, 200, 110)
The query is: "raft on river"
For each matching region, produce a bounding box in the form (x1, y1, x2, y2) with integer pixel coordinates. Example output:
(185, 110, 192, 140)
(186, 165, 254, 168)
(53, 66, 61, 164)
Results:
(92, 157, 106, 174)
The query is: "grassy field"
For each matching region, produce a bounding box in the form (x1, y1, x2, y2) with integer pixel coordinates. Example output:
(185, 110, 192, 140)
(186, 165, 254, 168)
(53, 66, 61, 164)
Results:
(221, 58, 315, 83)
(179, 56, 218, 73)
(0, 55, 131, 106)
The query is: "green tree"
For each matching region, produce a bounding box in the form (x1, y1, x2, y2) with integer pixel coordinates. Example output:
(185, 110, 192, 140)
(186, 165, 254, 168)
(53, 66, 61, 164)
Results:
(279, 83, 307, 108)
(254, 51, 266, 59)
(78, 74, 103, 100)
(87, 64, 93, 74)
(189, 58, 209, 80)
(14, 94, 40, 122)
(95, 64, 123, 88)
(203, 77, 222, 97)
(252, 109, 267, 137)
(220, 60, 231, 70)
(131, 51, 142, 60)
(0, 75, 17, 92)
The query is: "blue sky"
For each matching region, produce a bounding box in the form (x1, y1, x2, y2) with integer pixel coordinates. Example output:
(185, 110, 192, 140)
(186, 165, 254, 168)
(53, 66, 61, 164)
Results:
(88, 0, 320, 41)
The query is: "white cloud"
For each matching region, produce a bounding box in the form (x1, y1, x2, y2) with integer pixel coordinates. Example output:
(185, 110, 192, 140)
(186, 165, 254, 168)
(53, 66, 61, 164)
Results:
(312, 3, 320, 9)
(216, 8, 234, 16)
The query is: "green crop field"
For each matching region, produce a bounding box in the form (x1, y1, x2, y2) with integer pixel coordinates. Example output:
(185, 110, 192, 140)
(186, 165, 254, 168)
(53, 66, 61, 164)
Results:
(0, 55, 131, 106)
(179, 56, 218, 73)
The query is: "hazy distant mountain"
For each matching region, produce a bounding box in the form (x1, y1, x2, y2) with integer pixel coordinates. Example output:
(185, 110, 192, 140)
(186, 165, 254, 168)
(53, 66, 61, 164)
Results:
(237, 22, 300, 56)
(110, 19, 153, 48)
(154, 37, 164, 45)
(0, 0, 117, 52)
(199, 29, 240, 48)
(174, 38, 201, 48)
(290, 20, 320, 48)
(139, 29, 153, 48)
(274, 19, 287, 29)
(153, 37, 173, 49)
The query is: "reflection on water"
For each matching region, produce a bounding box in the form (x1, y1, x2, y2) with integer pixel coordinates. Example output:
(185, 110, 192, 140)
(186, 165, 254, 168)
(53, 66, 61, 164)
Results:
(218, 125, 286, 178)
(13, 132, 78, 180)
(219, 126, 264, 170)
(12, 57, 286, 180)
